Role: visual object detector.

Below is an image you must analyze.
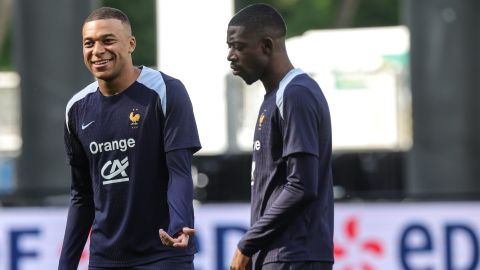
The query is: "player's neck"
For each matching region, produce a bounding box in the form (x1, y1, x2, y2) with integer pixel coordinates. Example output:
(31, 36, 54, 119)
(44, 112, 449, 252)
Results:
(98, 66, 141, 96)
(262, 60, 294, 93)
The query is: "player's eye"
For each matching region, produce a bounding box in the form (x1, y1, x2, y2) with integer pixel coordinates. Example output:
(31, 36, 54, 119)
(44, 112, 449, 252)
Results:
(230, 43, 243, 51)
(83, 41, 94, 48)
(103, 38, 115, 44)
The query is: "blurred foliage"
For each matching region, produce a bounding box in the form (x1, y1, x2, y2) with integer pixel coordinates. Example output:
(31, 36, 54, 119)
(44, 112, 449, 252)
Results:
(236, 0, 338, 37)
(354, 0, 401, 27)
(101, 0, 157, 67)
(236, 0, 401, 37)
(0, 0, 400, 69)
(0, 28, 11, 70)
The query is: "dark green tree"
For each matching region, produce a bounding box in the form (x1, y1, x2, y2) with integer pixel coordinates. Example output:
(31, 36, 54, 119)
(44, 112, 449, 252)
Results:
(0, 28, 12, 70)
(0, 0, 13, 70)
(236, 0, 401, 38)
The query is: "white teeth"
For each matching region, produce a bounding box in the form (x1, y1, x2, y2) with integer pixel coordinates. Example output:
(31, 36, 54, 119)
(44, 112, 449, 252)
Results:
(93, 60, 109, 65)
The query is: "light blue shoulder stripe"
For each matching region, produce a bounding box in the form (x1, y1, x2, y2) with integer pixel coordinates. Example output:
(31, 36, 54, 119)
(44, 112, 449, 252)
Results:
(276, 68, 304, 119)
(65, 81, 98, 133)
(137, 66, 167, 116)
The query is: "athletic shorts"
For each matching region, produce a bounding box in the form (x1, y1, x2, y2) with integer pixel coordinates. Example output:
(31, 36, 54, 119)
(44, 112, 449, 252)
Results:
(89, 255, 194, 270)
(260, 261, 333, 270)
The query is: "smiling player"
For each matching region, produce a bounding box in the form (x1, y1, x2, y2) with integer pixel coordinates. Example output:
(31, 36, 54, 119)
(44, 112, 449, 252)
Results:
(59, 7, 201, 270)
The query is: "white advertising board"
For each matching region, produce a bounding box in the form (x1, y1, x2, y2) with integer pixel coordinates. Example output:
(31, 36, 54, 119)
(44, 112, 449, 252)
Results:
(287, 26, 411, 151)
(232, 26, 412, 152)
(0, 202, 479, 270)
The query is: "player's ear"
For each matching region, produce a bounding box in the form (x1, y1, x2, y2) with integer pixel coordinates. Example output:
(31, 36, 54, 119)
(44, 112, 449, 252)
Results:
(261, 37, 273, 55)
(128, 36, 136, 54)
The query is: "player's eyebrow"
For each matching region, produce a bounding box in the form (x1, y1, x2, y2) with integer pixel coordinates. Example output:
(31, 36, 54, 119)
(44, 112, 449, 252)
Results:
(83, 33, 117, 41)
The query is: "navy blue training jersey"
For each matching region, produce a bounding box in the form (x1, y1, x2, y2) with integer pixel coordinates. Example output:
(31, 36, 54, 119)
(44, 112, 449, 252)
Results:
(238, 68, 334, 266)
(61, 66, 201, 268)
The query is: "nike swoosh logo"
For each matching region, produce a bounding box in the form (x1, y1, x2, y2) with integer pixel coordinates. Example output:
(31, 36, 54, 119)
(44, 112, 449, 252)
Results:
(81, 121, 95, 130)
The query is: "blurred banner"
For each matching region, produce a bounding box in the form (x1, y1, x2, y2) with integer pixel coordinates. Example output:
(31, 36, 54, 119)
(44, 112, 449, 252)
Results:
(0, 202, 479, 270)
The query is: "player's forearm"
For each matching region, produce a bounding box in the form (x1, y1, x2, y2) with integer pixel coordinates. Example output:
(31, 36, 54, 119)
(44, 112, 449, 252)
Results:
(59, 165, 94, 269)
(166, 149, 195, 236)
(237, 185, 303, 256)
(59, 190, 94, 269)
(238, 153, 319, 256)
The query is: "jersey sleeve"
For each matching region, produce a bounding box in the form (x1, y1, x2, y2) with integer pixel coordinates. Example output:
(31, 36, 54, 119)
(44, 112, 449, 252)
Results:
(59, 111, 94, 270)
(165, 149, 195, 237)
(163, 79, 201, 153)
(281, 84, 320, 157)
(237, 153, 319, 256)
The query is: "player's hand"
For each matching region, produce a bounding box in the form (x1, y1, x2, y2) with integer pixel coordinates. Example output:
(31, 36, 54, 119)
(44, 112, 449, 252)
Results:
(159, 227, 195, 248)
(230, 248, 251, 270)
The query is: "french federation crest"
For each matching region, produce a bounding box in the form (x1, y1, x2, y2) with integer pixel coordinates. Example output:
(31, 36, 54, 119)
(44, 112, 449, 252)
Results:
(129, 108, 140, 128)
(258, 110, 266, 130)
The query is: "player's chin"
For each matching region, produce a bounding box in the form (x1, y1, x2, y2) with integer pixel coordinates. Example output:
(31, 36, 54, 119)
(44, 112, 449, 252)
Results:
(233, 71, 254, 85)
(242, 75, 258, 85)
(92, 71, 115, 81)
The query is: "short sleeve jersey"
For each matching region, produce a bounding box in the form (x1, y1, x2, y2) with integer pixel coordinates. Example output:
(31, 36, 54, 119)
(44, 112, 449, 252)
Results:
(64, 66, 201, 267)
(250, 68, 334, 263)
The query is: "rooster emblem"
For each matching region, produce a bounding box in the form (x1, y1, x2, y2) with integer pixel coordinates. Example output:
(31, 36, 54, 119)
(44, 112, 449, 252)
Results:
(129, 109, 141, 128)
(258, 111, 266, 130)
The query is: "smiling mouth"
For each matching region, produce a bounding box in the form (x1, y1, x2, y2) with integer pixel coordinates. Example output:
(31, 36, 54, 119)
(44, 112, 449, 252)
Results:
(92, 59, 111, 65)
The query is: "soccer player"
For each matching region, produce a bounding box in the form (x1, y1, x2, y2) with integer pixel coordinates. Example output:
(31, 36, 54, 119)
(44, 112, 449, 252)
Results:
(226, 4, 334, 270)
(58, 7, 201, 270)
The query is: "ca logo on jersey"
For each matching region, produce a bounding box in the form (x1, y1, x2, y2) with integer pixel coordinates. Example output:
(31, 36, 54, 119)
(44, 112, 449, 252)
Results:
(101, 156, 129, 185)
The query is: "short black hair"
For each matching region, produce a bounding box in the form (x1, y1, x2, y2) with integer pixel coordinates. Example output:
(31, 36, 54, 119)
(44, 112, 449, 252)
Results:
(229, 3, 286, 38)
(84, 7, 131, 28)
